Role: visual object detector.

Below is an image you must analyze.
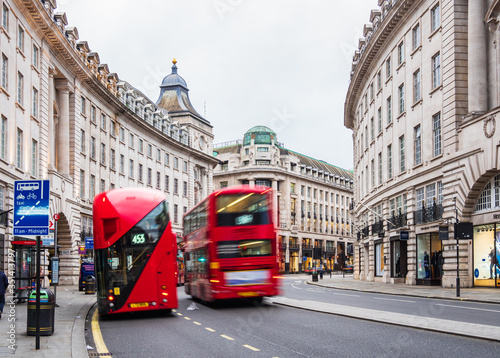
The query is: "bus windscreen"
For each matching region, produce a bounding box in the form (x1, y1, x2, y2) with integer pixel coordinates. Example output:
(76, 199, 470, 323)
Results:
(217, 239, 273, 259)
(216, 193, 269, 226)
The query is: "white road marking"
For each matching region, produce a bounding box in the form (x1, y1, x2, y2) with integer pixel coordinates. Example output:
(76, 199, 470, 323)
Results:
(373, 297, 416, 303)
(435, 303, 500, 313)
(184, 317, 191, 320)
(330, 292, 361, 297)
(193, 321, 202, 325)
(291, 283, 303, 290)
(221, 335, 234, 341)
(243, 344, 260, 352)
(206, 327, 216, 332)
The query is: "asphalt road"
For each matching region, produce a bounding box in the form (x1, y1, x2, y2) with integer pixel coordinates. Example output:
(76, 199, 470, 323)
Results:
(282, 277, 500, 327)
(94, 285, 500, 358)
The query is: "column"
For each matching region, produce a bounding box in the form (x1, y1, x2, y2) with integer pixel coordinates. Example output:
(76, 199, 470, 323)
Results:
(47, 70, 55, 170)
(272, 180, 279, 227)
(468, 0, 487, 113)
(55, 80, 71, 176)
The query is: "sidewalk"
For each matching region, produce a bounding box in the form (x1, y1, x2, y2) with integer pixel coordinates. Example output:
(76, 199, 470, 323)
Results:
(271, 273, 500, 342)
(304, 273, 500, 304)
(0, 285, 95, 357)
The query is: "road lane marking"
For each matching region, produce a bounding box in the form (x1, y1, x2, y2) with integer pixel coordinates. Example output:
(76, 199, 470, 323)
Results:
(177, 312, 183, 316)
(184, 317, 191, 320)
(220, 335, 234, 341)
(291, 283, 303, 289)
(91, 309, 110, 355)
(373, 297, 416, 303)
(435, 303, 500, 313)
(331, 292, 361, 297)
(243, 344, 260, 351)
(193, 321, 202, 325)
(205, 327, 216, 332)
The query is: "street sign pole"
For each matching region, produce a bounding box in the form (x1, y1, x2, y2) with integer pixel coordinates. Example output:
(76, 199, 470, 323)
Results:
(54, 219, 58, 304)
(35, 235, 41, 349)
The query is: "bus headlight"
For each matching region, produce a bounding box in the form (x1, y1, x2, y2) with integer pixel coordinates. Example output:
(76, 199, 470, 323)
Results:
(162, 298, 168, 303)
(151, 301, 157, 306)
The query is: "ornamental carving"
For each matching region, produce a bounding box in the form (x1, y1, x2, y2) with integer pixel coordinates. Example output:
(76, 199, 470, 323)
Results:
(484, 116, 496, 138)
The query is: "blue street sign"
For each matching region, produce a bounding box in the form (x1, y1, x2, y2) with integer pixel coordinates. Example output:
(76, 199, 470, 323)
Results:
(13, 180, 50, 236)
(85, 237, 94, 250)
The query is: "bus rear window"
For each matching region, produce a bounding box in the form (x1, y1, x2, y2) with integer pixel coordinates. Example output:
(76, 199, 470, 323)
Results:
(217, 239, 272, 259)
(216, 193, 269, 226)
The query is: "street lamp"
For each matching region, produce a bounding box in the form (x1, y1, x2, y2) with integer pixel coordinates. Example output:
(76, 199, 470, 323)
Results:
(453, 197, 460, 297)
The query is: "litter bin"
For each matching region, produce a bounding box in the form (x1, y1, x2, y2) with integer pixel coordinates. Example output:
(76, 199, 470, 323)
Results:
(27, 289, 55, 336)
(85, 275, 96, 295)
(312, 272, 318, 282)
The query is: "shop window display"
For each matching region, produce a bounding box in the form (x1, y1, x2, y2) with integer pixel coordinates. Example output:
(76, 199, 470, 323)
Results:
(473, 224, 500, 287)
(416, 233, 442, 283)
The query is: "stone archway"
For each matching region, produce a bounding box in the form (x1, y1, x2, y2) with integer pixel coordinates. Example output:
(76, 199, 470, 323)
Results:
(55, 213, 79, 285)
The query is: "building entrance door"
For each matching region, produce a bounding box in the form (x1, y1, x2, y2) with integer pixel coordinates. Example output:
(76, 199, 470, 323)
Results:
(390, 238, 407, 280)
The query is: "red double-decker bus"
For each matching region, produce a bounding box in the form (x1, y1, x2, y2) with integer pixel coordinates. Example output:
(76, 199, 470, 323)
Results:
(183, 186, 281, 303)
(93, 187, 178, 315)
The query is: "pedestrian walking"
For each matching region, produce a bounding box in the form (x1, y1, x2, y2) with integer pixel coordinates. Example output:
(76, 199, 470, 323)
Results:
(0, 269, 8, 319)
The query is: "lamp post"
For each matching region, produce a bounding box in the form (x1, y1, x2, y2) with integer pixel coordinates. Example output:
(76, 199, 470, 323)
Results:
(453, 197, 460, 297)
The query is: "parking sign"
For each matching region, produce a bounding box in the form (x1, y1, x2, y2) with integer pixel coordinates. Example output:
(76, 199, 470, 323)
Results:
(13, 180, 50, 236)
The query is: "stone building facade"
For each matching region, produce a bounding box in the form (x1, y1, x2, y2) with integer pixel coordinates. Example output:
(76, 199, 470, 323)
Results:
(344, 0, 500, 288)
(213, 126, 355, 273)
(0, 0, 217, 285)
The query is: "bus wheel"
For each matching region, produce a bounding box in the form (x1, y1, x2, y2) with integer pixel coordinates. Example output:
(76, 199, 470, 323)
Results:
(251, 297, 263, 305)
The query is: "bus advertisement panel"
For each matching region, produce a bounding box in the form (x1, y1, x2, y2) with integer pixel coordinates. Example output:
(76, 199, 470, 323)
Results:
(183, 186, 281, 303)
(93, 188, 178, 315)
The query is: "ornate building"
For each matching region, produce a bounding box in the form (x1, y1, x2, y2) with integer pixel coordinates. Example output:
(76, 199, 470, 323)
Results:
(213, 126, 355, 273)
(345, 0, 500, 288)
(0, 0, 217, 285)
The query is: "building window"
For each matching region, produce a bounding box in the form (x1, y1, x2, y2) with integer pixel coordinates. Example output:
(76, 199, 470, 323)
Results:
(431, 3, 440, 32)
(370, 82, 374, 102)
(81, 96, 86, 114)
(100, 179, 105, 193)
(156, 171, 161, 189)
(378, 152, 382, 184)
(2, 4, 8, 30)
(398, 84, 405, 114)
(79, 170, 85, 198)
(148, 144, 152, 157)
(387, 144, 392, 179)
(257, 147, 269, 152)
(1, 116, 6, 160)
(129, 159, 134, 179)
(291, 182, 295, 194)
(174, 157, 179, 170)
(157, 149, 161, 162)
(412, 23, 420, 50)
(31, 139, 37, 176)
(32, 45, 39, 68)
(432, 52, 441, 89)
(1, 54, 7, 90)
(101, 114, 106, 131)
(90, 175, 95, 200)
(138, 139, 143, 153)
(120, 154, 124, 175)
(365, 126, 368, 148)
(91, 106, 96, 123)
(165, 175, 169, 192)
(397, 41, 404, 65)
(433, 112, 442, 157)
(138, 164, 143, 182)
(16, 128, 22, 168)
(370, 117, 374, 141)
(90, 137, 96, 160)
(386, 57, 392, 79)
(387, 96, 392, 124)
(377, 71, 382, 91)
(32, 87, 38, 117)
(371, 159, 375, 187)
(17, 72, 23, 105)
(18, 26, 24, 52)
(174, 178, 179, 195)
(148, 168, 152, 186)
(100, 143, 106, 165)
(183, 161, 188, 172)
(174, 204, 178, 224)
(413, 69, 421, 102)
(399, 135, 405, 173)
(110, 148, 115, 170)
(165, 153, 170, 166)
(183, 181, 187, 196)
(474, 174, 500, 212)
(377, 107, 382, 134)
(129, 133, 134, 148)
(414, 125, 422, 166)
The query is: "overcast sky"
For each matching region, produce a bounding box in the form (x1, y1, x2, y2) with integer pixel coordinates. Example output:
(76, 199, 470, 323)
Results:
(57, 0, 378, 171)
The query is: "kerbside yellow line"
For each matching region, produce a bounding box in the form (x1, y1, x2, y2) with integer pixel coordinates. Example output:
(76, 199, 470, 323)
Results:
(91, 309, 110, 354)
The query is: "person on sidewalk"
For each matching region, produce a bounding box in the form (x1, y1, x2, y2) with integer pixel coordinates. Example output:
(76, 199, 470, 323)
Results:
(489, 246, 497, 279)
(0, 269, 8, 319)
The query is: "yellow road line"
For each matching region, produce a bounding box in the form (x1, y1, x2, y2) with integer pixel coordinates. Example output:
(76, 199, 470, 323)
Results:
(177, 312, 183, 316)
(184, 317, 191, 320)
(220, 335, 234, 341)
(193, 321, 202, 325)
(243, 344, 260, 352)
(91, 310, 110, 354)
(205, 327, 216, 332)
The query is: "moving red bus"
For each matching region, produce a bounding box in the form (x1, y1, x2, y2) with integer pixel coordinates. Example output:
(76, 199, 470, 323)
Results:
(93, 188, 178, 315)
(183, 186, 281, 303)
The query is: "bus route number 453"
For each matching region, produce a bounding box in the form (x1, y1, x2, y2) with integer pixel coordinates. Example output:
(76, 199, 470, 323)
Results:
(132, 234, 146, 244)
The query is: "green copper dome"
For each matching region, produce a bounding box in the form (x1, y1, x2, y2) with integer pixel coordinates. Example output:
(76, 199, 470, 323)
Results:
(243, 126, 277, 146)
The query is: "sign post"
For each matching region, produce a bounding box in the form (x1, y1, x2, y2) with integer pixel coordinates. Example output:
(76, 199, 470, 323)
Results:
(53, 214, 59, 305)
(13, 180, 50, 350)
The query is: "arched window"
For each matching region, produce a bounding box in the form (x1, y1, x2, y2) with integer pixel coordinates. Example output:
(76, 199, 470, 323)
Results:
(474, 174, 500, 212)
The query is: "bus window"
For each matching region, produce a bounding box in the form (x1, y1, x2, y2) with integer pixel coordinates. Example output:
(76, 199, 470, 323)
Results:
(216, 193, 270, 226)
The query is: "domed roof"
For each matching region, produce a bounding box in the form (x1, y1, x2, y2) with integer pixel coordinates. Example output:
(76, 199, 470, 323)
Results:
(245, 126, 276, 136)
(160, 59, 188, 89)
(243, 125, 277, 146)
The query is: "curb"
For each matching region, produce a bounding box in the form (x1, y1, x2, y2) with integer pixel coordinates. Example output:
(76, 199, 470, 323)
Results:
(71, 296, 97, 358)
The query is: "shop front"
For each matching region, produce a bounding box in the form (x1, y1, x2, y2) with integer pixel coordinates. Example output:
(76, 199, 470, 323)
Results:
(416, 232, 443, 285)
(289, 236, 299, 273)
(390, 236, 407, 282)
(374, 239, 384, 277)
(473, 224, 500, 287)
